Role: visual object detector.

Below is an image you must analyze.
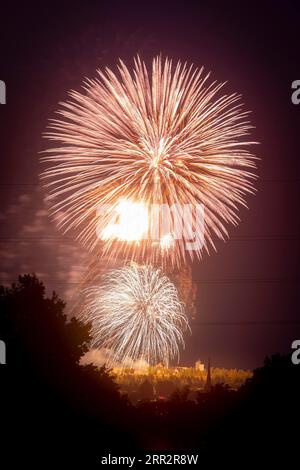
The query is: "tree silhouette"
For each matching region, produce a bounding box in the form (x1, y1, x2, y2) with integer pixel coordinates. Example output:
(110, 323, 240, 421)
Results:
(0, 274, 91, 374)
(0, 274, 136, 464)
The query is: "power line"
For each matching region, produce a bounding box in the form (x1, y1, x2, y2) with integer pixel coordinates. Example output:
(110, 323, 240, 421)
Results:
(0, 178, 299, 186)
(0, 278, 297, 285)
(191, 278, 298, 284)
(0, 236, 298, 242)
(190, 320, 300, 325)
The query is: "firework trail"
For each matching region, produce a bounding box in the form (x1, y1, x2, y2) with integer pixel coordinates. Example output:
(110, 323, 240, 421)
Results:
(41, 56, 257, 267)
(79, 264, 189, 366)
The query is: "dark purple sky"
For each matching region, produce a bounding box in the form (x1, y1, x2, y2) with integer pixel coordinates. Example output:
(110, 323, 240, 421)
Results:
(0, 1, 299, 369)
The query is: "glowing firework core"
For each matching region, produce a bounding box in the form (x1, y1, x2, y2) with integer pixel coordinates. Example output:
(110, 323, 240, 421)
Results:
(100, 199, 148, 242)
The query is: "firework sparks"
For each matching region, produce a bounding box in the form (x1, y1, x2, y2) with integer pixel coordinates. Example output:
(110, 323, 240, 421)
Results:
(79, 264, 189, 366)
(41, 56, 257, 266)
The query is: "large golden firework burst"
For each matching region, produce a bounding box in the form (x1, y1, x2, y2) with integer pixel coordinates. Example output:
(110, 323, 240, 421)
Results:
(41, 56, 257, 267)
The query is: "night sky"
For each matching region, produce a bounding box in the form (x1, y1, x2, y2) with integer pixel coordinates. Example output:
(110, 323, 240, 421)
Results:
(1, 1, 299, 369)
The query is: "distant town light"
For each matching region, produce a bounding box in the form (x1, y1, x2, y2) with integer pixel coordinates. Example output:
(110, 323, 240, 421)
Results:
(195, 360, 205, 371)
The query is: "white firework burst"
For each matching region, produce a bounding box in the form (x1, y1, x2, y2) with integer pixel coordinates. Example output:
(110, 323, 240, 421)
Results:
(79, 264, 189, 366)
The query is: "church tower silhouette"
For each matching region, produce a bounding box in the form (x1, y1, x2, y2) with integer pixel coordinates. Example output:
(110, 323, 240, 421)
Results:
(204, 358, 211, 392)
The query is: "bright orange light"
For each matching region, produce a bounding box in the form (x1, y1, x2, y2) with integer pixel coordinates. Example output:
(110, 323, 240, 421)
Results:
(101, 199, 148, 242)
